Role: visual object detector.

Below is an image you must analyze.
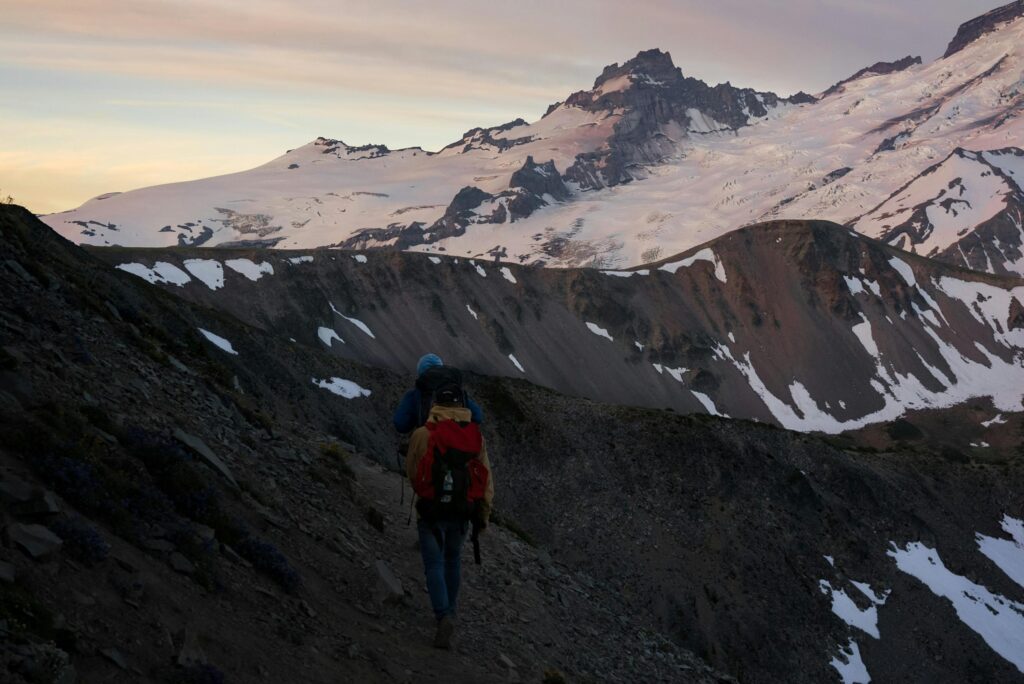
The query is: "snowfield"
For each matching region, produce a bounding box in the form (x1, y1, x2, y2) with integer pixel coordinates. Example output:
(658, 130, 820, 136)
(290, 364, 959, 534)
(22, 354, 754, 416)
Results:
(44, 16, 1024, 274)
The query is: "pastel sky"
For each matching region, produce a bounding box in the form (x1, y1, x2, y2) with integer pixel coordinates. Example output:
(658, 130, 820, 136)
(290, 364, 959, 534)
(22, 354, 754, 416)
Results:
(0, 0, 992, 214)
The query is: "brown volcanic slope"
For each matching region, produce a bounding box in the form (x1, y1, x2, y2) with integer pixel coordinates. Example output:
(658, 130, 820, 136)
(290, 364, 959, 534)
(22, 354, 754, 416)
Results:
(2, 205, 1023, 684)
(94, 219, 1024, 437)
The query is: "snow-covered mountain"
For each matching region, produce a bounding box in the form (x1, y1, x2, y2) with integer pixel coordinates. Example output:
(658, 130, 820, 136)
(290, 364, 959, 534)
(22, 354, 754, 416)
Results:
(853, 147, 1024, 275)
(45, 2, 1024, 275)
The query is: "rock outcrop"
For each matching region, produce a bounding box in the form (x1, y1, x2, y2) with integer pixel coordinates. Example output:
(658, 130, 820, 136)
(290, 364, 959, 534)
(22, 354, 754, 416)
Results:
(943, 0, 1024, 57)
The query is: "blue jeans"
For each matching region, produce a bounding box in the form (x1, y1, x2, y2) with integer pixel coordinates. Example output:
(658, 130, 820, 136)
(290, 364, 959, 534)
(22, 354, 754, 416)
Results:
(417, 517, 467, 620)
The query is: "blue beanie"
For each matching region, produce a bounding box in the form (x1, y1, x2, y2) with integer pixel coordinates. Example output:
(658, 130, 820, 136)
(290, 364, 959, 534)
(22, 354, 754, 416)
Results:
(416, 353, 443, 377)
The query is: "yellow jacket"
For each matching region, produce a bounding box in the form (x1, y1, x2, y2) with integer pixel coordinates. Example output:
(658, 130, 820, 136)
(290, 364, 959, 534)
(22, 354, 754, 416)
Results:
(406, 405, 494, 523)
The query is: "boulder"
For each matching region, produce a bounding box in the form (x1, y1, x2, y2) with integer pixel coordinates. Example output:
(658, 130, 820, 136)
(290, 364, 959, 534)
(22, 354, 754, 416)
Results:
(7, 523, 63, 559)
(169, 552, 195, 575)
(100, 647, 128, 670)
(143, 539, 175, 553)
(373, 559, 404, 604)
(0, 476, 33, 504)
(18, 490, 62, 516)
(176, 628, 207, 667)
(173, 428, 238, 488)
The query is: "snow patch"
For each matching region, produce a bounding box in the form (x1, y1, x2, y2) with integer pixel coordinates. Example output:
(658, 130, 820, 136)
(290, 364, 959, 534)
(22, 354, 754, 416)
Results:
(198, 328, 238, 355)
(225, 258, 274, 282)
(466, 304, 478, 320)
(664, 366, 687, 383)
(183, 259, 225, 290)
(888, 257, 916, 287)
(586, 322, 613, 341)
(602, 269, 650, 277)
(977, 516, 1024, 590)
(329, 303, 375, 338)
(982, 414, 1007, 427)
(851, 314, 880, 359)
(313, 377, 371, 398)
(659, 248, 727, 283)
(352, 254, 367, 263)
(691, 391, 723, 416)
(117, 262, 192, 287)
(508, 354, 525, 373)
(889, 541, 1024, 672)
(830, 639, 871, 684)
(819, 579, 888, 638)
(429, 256, 442, 265)
(501, 267, 517, 284)
(288, 255, 314, 264)
(317, 326, 344, 347)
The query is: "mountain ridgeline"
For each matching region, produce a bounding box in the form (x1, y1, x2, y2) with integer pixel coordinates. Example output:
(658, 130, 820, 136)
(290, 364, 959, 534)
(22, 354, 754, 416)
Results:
(95, 219, 1024, 440)
(44, 2, 1024, 276)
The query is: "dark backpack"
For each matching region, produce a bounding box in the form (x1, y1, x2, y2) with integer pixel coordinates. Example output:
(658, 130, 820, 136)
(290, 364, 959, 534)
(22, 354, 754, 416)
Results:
(414, 366, 467, 426)
(413, 418, 488, 520)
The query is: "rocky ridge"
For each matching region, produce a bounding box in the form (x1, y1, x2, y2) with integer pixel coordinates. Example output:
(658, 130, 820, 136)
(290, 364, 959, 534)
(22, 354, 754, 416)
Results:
(3, 205, 1024, 683)
(95, 219, 1024, 444)
(943, 0, 1024, 57)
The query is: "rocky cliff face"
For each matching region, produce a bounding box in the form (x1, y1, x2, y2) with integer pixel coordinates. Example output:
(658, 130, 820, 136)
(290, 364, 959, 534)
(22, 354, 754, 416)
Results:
(557, 48, 814, 189)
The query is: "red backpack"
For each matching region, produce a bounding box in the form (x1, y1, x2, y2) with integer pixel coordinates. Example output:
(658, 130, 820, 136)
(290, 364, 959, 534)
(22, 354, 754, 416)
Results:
(413, 418, 488, 519)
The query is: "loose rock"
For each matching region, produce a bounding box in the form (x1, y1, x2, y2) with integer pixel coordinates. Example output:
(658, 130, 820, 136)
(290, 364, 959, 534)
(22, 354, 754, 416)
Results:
(7, 523, 63, 559)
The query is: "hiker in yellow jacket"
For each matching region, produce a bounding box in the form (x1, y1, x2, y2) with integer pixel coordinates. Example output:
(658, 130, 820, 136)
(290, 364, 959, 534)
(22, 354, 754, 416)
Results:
(406, 395, 494, 649)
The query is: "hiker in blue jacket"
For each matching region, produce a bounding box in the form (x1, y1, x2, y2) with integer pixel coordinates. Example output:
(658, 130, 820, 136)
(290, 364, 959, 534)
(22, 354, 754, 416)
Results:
(393, 353, 483, 433)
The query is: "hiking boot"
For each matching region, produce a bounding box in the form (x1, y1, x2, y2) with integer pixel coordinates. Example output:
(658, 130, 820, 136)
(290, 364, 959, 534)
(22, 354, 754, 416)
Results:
(433, 615, 454, 649)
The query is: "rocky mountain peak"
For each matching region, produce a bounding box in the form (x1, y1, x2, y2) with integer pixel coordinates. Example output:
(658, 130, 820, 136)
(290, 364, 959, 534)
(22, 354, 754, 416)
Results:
(591, 48, 682, 90)
(943, 0, 1024, 58)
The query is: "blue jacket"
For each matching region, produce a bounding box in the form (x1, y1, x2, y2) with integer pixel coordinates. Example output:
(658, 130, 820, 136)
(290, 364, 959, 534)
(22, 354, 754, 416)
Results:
(393, 388, 483, 433)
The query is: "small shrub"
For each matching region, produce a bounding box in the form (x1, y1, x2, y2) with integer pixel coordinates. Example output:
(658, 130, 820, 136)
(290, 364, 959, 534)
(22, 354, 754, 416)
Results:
(49, 517, 110, 565)
(319, 443, 355, 480)
(236, 536, 300, 592)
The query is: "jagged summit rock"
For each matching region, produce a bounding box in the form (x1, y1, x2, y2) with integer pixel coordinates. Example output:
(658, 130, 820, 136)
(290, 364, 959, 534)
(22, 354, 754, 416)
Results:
(943, 0, 1024, 57)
